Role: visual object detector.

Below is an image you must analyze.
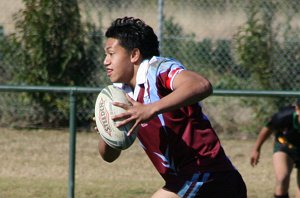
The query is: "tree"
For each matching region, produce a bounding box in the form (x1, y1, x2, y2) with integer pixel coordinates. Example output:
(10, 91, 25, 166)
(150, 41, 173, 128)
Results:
(0, 0, 103, 127)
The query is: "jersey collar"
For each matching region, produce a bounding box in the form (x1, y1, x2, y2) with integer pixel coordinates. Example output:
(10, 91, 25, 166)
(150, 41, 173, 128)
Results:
(136, 59, 150, 85)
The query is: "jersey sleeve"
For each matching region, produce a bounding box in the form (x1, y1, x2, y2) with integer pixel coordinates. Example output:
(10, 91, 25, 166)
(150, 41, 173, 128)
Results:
(265, 114, 281, 130)
(265, 106, 294, 130)
(157, 60, 185, 91)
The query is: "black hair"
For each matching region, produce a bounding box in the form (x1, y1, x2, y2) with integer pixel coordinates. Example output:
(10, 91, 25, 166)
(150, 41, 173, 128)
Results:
(105, 17, 160, 59)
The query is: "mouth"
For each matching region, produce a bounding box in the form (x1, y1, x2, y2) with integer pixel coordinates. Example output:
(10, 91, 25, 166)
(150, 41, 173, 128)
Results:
(106, 68, 113, 77)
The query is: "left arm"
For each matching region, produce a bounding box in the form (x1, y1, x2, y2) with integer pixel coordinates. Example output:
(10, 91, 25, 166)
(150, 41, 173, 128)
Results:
(113, 70, 212, 135)
(152, 70, 212, 114)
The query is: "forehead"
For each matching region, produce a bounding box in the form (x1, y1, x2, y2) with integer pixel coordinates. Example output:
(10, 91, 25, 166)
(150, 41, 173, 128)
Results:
(105, 38, 121, 50)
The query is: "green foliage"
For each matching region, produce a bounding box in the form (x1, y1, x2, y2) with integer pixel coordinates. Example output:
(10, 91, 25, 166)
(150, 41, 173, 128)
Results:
(233, 2, 279, 120)
(161, 17, 186, 58)
(213, 40, 233, 73)
(234, 4, 274, 89)
(196, 38, 213, 66)
(0, 0, 103, 127)
(234, 0, 300, 109)
(12, 0, 88, 85)
(161, 17, 214, 73)
(161, 17, 243, 88)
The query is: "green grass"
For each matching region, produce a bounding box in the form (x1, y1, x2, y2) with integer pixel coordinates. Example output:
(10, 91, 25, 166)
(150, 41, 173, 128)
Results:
(0, 128, 298, 198)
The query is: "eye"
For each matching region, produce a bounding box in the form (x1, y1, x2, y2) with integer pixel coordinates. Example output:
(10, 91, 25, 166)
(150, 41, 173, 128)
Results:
(104, 52, 112, 59)
(106, 51, 114, 56)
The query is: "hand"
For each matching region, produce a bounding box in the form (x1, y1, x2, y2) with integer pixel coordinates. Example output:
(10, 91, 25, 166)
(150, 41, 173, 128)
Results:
(111, 94, 156, 136)
(92, 117, 98, 133)
(250, 149, 260, 167)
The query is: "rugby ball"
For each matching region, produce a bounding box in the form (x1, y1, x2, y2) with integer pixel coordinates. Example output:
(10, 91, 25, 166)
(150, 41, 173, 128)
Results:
(94, 85, 137, 150)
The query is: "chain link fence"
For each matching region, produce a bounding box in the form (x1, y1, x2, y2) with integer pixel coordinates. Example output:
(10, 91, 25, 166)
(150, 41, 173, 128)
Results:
(0, 0, 299, 135)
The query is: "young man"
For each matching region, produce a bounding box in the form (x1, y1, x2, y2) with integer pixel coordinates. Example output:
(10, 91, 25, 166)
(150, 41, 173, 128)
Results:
(98, 16, 247, 198)
(250, 99, 300, 198)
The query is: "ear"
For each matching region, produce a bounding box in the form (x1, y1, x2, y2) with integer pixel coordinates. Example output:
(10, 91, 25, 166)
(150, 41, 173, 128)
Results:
(296, 106, 300, 115)
(130, 48, 141, 63)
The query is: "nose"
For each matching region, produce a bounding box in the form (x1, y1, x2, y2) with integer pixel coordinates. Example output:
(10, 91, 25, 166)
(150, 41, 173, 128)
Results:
(103, 55, 110, 67)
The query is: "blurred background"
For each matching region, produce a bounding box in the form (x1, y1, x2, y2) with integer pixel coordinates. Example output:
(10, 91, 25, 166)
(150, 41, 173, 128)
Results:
(0, 0, 299, 138)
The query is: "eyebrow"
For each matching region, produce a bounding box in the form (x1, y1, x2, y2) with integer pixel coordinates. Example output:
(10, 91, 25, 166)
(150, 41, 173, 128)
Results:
(105, 46, 112, 51)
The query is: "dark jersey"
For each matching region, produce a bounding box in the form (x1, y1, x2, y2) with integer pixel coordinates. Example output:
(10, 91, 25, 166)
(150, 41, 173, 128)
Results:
(266, 106, 300, 147)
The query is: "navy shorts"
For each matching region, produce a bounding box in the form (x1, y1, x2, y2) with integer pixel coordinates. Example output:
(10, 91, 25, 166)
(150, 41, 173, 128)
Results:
(163, 170, 247, 198)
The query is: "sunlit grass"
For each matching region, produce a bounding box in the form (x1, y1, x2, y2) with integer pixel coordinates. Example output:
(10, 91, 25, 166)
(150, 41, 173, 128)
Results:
(0, 128, 298, 198)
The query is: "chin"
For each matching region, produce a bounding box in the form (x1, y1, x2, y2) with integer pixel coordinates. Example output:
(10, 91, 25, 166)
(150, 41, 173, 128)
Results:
(109, 77, 117, 83)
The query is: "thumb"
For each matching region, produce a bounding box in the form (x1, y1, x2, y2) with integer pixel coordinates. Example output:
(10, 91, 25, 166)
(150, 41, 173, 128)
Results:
(125, 94, 135, 105)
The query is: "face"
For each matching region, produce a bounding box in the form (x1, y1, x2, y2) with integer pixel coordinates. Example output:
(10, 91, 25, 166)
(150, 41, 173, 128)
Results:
(103, 38, 135, 84)
(296, 105, 300, 124)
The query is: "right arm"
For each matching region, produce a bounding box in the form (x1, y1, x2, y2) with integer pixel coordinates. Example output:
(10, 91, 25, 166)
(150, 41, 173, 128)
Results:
(250, 126, 273, 167)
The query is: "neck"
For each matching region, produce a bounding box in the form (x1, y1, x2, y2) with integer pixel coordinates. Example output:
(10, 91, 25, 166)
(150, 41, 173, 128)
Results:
(128, 63, 140, 89)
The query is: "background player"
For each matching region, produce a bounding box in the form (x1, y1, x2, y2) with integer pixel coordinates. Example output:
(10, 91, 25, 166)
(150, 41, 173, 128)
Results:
(250, 99, 300, 198)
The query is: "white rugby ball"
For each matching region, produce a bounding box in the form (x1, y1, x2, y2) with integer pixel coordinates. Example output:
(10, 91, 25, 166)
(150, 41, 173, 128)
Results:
(94, 85, 137, 150)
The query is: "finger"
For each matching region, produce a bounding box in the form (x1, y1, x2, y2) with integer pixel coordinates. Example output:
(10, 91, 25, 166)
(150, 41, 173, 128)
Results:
(251, 159, 258, 167)
(115, 116, 135, 127)
(250, 157, 255, 164)
(111, 112, 131, 120)
(127, 122, 139, 136)
(112, 101, 129, 109)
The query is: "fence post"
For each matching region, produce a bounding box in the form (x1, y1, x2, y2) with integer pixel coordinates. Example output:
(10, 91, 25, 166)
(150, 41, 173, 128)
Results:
(68, 90, 77, 198)
(158, 0, 164, 52)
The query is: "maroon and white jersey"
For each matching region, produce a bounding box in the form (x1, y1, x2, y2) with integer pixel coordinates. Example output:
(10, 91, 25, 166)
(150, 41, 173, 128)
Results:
(114, 56, 235, 182)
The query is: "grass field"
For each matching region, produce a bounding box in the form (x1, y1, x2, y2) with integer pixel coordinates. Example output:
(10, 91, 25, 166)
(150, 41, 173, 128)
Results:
(0, 128, 298, 198)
